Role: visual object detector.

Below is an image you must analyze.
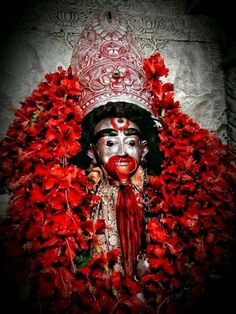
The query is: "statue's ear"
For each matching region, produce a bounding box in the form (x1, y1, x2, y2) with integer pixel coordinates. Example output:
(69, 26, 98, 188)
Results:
(87, 145, 96, 160)
(141, 140, 149, 159)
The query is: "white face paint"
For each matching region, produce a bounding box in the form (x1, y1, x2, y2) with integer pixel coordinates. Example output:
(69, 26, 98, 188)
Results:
(92, 117, 149, 183)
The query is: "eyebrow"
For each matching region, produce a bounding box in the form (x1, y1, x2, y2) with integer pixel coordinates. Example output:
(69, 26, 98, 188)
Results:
(93, 128, 141, 142)
(94, 129, 118, 142)
(124, 128, 141, 137)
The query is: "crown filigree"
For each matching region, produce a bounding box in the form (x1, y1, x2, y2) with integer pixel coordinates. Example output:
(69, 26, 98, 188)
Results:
(71, 9, 153, 116)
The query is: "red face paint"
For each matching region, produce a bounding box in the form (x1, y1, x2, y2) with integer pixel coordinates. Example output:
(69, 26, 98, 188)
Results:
(110, 117, 130, 131)
(105, 155, 138, 184)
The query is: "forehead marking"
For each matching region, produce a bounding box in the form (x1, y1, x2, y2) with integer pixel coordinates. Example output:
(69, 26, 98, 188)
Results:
(110, 117, 129, 131)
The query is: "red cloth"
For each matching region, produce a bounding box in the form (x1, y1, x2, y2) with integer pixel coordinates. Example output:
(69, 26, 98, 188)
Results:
(116, 184, 143, 277)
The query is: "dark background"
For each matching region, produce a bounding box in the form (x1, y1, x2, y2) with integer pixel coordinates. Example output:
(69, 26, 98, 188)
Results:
(186, 0, 236, 65)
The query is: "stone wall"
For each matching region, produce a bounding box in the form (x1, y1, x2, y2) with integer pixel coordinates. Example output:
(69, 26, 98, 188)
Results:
(0, 0, 228, 141)
(0, 0, 232, 214)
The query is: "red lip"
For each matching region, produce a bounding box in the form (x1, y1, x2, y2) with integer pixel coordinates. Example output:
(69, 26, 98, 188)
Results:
(105, 155, 138, 183)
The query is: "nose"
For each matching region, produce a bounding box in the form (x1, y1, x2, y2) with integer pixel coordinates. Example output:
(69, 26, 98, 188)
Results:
(117, 142, 126, 156)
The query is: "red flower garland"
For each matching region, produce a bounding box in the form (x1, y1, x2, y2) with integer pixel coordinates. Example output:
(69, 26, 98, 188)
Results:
(0, 55, 235, 313)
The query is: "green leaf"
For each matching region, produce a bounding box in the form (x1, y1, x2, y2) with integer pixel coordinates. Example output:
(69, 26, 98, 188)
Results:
(74, 252, 93, 269)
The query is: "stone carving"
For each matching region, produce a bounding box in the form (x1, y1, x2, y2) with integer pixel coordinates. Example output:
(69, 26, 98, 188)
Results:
(225, 65, 236, 152)
(0, 0, 230, 144)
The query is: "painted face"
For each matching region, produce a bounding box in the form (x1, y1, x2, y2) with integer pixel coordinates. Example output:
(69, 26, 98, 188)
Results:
(93, 117, 148, 184)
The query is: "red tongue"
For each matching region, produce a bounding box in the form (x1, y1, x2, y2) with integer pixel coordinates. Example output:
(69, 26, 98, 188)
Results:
(116, 184, 143, 277)
(105, 155, 142, 276)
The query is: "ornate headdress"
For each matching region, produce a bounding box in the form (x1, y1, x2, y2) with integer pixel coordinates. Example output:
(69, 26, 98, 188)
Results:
(71, 9, 153, 116)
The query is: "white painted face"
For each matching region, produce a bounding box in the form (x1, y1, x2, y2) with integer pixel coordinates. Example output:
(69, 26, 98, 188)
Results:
(90, 117, 149, 183)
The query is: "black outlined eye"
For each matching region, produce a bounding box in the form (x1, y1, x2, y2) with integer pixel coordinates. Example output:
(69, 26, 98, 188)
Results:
(128, 140, 135, 146)
(106, 140, 114, 147)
